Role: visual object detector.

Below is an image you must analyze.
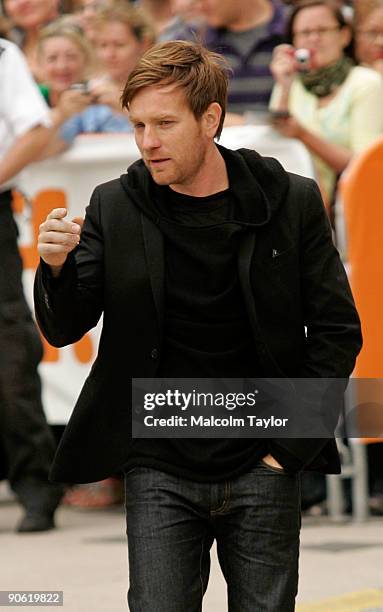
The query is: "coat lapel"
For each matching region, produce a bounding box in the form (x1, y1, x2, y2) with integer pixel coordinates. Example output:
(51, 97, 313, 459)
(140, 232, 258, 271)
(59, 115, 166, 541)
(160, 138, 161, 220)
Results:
(141, 213, 165, 338)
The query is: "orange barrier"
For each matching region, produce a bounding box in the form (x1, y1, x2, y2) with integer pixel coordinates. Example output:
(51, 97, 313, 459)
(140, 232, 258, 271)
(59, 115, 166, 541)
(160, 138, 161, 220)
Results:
(340, 136, 383, 442)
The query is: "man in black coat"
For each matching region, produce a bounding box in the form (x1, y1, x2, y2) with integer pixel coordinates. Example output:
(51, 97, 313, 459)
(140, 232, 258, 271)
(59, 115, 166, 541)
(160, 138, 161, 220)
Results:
(34, 41, 362, 612)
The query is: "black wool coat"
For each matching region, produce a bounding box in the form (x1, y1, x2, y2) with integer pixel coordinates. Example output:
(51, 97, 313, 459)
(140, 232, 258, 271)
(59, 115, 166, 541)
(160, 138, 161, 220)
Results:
(34, 146, 362, 484)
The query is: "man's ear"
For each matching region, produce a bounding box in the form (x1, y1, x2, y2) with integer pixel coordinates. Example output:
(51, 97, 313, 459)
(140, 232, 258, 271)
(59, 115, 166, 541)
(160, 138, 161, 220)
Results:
(203, 102, 222, 138)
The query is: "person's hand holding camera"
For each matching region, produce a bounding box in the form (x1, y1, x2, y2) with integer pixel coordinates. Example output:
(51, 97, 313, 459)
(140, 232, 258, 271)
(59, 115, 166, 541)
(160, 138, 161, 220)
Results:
(88, 79, 122, 112)
(54, 88, 92, 123)
(270, 44, 298, 90)
(270, 44, 307, 138)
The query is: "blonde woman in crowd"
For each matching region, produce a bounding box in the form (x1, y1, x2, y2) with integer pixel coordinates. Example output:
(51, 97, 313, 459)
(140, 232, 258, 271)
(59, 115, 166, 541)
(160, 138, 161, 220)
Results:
(2, 0, 60, 80)
(355, 0, 383, 76)
(37, 19, 93, 110)
(36, 17, 132, 154)
(270, 0, 383, 209)
(89, 3, 156, 112)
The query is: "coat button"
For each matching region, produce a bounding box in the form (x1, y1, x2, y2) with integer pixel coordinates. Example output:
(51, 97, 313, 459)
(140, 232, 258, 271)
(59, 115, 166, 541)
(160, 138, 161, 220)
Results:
(151, 348, 159, 360)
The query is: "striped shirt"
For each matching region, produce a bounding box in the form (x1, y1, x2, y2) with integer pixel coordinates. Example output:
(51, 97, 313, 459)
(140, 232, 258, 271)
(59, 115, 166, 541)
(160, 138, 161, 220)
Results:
(203, 2, 287, 114)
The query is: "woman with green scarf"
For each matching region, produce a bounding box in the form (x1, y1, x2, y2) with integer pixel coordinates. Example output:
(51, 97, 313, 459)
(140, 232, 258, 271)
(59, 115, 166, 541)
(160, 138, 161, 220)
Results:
(269, 0, 383, 208)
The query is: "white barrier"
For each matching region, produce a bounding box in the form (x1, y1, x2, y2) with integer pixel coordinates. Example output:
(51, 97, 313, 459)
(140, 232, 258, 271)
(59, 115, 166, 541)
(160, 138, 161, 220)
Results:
(16, 128, 315, 424)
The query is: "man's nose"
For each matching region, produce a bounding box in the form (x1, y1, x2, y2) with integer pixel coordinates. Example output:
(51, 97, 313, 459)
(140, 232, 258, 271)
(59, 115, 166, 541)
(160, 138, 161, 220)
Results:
(142, 126, 161, 150)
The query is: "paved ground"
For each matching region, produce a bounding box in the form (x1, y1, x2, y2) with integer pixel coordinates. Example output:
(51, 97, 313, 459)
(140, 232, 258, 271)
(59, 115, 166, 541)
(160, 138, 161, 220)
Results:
(1, 488, 383, 611)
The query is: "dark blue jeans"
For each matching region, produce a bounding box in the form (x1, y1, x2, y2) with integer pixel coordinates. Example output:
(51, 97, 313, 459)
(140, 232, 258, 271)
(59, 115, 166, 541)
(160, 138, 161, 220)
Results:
(124, 462, 301, 611)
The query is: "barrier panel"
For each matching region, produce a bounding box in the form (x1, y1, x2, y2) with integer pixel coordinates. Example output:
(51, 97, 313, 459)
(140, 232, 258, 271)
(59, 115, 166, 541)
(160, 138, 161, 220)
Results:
(15, 129, 315, 424)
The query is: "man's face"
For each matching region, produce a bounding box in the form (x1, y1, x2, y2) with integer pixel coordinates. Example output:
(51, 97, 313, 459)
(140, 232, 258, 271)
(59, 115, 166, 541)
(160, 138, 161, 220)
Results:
(129, 84, 210, 192)
(198, 0, 241, 29)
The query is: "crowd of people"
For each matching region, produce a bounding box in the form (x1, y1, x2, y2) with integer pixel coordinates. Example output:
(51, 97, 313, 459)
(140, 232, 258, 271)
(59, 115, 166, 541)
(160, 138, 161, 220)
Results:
(1, 0, 383, 530)
(1, 0, 383, 203)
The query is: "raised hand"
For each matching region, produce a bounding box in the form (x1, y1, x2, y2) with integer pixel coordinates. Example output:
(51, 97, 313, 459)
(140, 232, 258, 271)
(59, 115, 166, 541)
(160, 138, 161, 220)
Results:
(270, 44, 297, 89)
(38, 208, 84, 276)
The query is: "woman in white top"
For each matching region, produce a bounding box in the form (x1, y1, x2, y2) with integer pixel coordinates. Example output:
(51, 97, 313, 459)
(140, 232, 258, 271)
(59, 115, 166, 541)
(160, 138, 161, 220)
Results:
(269, 0, 383, 207)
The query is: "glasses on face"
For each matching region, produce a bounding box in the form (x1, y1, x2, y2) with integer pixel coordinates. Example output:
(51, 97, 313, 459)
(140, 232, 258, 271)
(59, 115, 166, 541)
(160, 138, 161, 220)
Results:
(293, 26, 341, 40)
(357, 29, 383, 42)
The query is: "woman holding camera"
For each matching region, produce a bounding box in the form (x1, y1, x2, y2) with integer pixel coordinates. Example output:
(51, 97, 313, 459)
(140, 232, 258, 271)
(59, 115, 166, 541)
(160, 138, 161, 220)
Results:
(270, 0, 383, 207)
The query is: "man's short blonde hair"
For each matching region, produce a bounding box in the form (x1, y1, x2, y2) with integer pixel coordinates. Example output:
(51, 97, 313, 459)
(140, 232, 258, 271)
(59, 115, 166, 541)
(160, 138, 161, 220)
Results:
(121, 40, 230, 139)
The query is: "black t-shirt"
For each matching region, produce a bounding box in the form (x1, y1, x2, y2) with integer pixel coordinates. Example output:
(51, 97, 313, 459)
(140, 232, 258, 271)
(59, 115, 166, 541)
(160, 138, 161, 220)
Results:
(127, 186, 268, 482)
(157, 185, 260, 378)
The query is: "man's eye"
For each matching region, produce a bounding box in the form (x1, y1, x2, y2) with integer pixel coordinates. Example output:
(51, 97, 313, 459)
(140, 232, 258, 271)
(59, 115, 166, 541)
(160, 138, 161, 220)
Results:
(159, 121, 173, 126)
(134, 123, 144, 129)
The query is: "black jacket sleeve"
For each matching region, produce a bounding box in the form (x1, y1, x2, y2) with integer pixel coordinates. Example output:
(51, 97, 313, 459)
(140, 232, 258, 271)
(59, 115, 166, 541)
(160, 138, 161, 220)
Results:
(299, 179, 362, 379)
(270, 179, 362, 471)
(34, 186, 104, 347)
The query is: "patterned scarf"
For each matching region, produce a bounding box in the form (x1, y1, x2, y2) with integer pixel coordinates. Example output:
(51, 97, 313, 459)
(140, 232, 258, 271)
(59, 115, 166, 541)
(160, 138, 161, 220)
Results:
(300, 56, 354, 98)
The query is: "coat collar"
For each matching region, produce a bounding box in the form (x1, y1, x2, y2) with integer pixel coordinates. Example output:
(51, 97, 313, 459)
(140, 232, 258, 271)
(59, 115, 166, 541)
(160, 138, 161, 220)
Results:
(119, 145, 289, 341)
